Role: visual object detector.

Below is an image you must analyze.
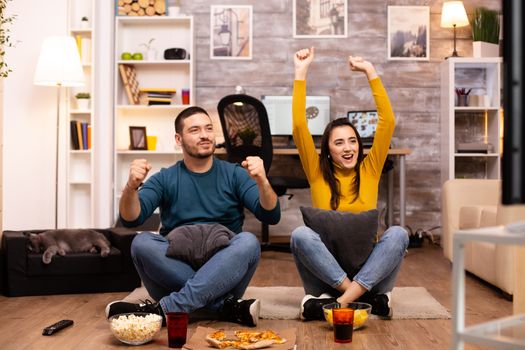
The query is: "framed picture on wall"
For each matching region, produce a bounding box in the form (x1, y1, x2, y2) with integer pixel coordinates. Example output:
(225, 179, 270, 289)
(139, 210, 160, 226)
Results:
(387, 6, 429, 61)
(210, 5, 253, 60)
(129, 126, 148, 150)
(293, 0, 347, 38)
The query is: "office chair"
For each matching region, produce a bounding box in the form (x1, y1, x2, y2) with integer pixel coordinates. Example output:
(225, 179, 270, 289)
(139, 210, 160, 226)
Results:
(217, 94, 309, 252)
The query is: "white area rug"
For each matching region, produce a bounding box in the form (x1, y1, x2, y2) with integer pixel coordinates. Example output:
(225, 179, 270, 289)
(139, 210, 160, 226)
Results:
(124, 286, 450, 320)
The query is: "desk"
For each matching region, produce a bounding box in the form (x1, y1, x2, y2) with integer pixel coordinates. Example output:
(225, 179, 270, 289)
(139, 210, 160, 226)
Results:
(452, 226, 525, 349)
(270, 148, 412, 227)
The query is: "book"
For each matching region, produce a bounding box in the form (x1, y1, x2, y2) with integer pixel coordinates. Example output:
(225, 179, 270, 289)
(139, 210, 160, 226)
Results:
(70, 120, 80, 150)
(76, 121, 84, 150)
(81, 122, 88, 150)
(139, 88, 176, 93)
(87, 124, 92, 149)
(75, 35, 82, 57)
(81, 38, 91, 64)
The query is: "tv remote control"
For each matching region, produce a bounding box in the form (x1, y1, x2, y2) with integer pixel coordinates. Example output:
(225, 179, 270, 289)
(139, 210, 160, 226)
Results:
(42, 319, 74, 336)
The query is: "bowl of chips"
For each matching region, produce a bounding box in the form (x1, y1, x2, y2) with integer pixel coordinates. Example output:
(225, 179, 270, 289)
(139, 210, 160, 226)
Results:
(323, 302, 372, 330)
(109, 312, 163, 345)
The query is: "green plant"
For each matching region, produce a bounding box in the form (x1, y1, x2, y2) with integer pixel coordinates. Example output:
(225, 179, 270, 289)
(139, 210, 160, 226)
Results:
(140, 38, 155, 51)
(75, 92, 91, 99)
(238, 127, 257, 145)
(472, 7, 500, 44)
(0, 0, 16, 78)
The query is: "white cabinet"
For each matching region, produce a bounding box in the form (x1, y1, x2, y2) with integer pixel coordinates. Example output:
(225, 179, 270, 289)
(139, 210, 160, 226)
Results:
(66, 0, 95, 228)
(440, 58, 503, 185)
(113, 16, 194, 220)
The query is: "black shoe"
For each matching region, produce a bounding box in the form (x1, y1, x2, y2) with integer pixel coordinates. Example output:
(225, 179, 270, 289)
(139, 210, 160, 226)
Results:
(221, 296, 260, 327)
(105, 299, 166, 326)
(300, 293, 337, 321)
(360, 292, 392, 318)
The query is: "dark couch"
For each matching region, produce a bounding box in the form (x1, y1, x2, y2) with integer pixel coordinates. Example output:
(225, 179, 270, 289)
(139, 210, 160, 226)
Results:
(1, 228, 141, 297)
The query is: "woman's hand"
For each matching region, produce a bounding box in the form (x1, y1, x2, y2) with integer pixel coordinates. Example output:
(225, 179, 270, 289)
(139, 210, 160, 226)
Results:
(294, 47, 315, 80)
(348, 55, 378, 81)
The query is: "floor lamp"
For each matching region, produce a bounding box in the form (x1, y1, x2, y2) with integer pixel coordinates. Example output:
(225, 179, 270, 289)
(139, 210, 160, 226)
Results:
(34, 36, 84, 228)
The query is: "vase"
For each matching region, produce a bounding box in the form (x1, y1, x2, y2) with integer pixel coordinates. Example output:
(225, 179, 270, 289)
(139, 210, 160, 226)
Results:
(472, 41, 500, 58)
(76, 99, 90, 110)
(146, 49, 157, 61)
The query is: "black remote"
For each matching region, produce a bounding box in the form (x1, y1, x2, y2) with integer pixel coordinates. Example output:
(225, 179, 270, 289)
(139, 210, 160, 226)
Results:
(42, 319, 74, 336)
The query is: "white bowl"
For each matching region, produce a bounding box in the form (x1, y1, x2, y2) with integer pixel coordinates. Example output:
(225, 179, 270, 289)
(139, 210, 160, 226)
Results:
(109, 312, 162, 345)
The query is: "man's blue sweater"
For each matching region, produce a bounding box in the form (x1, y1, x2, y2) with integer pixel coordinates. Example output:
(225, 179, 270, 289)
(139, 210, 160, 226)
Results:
(120, 157, 280, 236)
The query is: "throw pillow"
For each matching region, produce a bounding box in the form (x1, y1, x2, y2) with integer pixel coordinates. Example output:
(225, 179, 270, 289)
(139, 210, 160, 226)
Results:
(165, 223, 235, 269)
(299, 207, 378, 279)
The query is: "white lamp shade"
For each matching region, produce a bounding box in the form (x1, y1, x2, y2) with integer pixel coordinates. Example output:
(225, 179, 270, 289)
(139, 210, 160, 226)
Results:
(34, 36, 85, 87)
(441, 1, 470, 28)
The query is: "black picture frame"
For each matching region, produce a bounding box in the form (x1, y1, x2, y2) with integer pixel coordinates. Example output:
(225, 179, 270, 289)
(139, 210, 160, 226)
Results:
(129, 126, 148, 150)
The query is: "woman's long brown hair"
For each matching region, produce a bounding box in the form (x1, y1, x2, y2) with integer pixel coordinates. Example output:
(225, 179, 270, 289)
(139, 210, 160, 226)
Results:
(319, 117, 364, 210)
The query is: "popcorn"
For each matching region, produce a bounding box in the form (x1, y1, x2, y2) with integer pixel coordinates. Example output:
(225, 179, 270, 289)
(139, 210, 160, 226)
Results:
(110, 313, 162, 344)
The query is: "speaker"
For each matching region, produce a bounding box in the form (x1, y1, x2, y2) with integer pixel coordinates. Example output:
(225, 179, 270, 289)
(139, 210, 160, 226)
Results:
(164, 48, 187, 60)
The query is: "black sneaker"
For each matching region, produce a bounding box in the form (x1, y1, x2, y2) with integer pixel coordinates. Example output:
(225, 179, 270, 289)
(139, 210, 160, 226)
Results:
(221, 296, 260, 327)
(105, 299, 166, 326)
(360, 292, 393, 318)
(300, 293, 337, 321)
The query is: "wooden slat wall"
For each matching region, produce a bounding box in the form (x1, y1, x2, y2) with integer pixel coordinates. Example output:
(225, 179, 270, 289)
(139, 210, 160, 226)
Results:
(173, 0, 502, 232)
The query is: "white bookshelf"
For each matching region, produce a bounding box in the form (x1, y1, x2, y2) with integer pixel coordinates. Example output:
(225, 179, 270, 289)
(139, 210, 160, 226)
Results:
(66, 0, 95, 228)
(113, 15, 195, 221)
(440, 57, 503, 185)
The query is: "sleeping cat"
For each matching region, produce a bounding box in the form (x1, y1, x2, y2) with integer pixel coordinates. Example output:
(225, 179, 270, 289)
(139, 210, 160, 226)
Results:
(27, 229, 111, 264)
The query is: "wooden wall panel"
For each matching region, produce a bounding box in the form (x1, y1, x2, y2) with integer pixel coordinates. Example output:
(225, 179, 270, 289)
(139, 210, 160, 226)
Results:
(173, 0, 503, 234)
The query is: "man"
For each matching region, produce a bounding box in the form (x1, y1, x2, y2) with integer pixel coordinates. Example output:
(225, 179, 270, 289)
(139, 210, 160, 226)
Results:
(105, 106, 280, 327)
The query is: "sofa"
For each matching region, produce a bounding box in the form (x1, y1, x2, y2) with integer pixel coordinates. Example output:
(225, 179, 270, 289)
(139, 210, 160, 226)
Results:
(442, 179, 512, 295)
(1, 228, 141, 297)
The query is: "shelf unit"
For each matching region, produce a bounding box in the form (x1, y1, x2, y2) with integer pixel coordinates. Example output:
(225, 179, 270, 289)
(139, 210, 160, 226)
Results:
(452, 226, 525, 349)
(440, 57, 503, 185)
(113, 15, 194, 220)
(66, 0, 95, 228)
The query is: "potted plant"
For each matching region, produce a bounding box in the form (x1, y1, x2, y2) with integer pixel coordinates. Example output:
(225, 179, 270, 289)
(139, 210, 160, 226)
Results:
(471, 7, 500, 57)
(75, 92, 91, 110)
(140, 38, 157, 61)
(80, 16, 89, 29)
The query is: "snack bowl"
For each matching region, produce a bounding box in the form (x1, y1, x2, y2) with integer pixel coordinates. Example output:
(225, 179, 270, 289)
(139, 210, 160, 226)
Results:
(322, 302, 372, 330)
(108, 312, 163, 345)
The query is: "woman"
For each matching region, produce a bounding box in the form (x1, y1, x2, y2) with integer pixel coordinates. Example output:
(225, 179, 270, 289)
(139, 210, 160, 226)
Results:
(291, 47, 408, 320)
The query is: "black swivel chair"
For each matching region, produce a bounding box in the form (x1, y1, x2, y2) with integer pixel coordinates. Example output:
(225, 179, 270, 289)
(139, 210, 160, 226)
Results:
(217, 94, 309, 252)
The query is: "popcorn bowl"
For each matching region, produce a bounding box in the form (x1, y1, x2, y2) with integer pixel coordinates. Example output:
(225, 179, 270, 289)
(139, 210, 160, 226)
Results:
(108, 312, 163, 345)
(323, 302, 372, 330)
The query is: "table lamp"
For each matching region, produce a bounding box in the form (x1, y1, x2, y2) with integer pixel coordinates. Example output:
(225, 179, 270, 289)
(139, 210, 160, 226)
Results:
(34, 36, 84, 228)
(441, 1, 470, 58)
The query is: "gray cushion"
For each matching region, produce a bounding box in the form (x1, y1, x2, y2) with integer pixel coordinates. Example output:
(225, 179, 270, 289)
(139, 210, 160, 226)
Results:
(299, 207, 378, 279)
(165, 224, 234, 269)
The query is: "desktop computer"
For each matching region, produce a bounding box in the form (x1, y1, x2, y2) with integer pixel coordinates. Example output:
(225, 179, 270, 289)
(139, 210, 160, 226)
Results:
(261, 95, 330, 136)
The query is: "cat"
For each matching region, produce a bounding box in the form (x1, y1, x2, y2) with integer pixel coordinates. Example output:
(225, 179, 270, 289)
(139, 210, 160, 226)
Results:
(27, 229, 111, 264)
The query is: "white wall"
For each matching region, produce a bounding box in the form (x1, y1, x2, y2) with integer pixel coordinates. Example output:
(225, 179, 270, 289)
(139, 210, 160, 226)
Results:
(3, 0, 68, 229)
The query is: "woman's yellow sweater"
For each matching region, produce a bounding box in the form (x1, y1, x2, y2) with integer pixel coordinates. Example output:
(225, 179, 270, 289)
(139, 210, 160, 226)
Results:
(292, 78, 395, 212)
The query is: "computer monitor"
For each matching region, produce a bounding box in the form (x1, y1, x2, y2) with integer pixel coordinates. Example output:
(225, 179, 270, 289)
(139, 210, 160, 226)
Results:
(347, 110, 378, 145)
(261, 95, 330, 136)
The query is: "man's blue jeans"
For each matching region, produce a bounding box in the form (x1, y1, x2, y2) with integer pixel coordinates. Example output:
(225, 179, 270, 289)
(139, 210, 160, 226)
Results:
(290, 225, 409, 296)
(130, 231, 260, 314)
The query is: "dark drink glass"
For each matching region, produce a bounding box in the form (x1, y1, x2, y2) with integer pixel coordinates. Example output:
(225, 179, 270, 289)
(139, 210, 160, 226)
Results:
(333, 308, 354, 343)
(166, 312, 188, 348)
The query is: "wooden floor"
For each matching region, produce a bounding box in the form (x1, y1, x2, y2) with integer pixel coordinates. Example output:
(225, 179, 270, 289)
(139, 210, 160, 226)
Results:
(0, 243, 512, 349)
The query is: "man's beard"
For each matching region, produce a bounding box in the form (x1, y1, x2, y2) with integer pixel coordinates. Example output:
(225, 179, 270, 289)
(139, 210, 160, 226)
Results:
(181, 139, 215, 159)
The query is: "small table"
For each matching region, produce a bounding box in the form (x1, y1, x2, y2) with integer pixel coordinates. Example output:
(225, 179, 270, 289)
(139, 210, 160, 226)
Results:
(452, 226, 525, 349)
